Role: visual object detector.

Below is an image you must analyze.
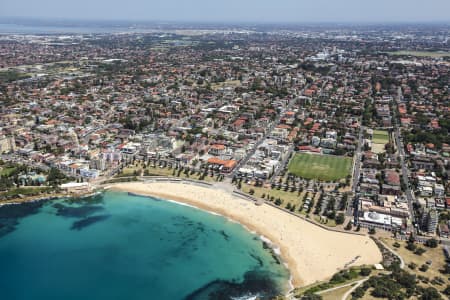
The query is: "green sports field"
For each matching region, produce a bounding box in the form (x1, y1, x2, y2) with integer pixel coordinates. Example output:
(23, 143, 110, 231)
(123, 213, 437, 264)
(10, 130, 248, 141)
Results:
(388, 51, 450, 58)
(372, 130, 389, 144)
(287, 153, 353, 181)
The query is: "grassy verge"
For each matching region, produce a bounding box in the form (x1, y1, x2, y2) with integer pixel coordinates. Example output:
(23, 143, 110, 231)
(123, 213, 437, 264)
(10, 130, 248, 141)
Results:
(294, 266, 373, 297)
(314, 215, 337, 227)
(240, 183, 304, 210)
(102, 177, 139, 184)
(0, 186, 54, 200)
(320, 284, 354, 300)
(380, 237, 449, 293)
(0, 167, 16, 176)
(120, 165, 217, 183)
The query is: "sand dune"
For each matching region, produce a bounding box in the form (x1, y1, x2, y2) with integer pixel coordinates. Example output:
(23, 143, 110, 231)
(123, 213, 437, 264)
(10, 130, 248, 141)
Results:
(110, 182, 382, 287)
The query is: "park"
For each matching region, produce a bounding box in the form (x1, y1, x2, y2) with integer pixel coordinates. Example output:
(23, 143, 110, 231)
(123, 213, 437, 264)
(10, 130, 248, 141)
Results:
(288, 153, 353, 181)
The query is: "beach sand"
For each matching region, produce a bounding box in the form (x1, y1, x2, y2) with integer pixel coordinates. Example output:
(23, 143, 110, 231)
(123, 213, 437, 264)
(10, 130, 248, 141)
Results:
(110, 182, 382, 287)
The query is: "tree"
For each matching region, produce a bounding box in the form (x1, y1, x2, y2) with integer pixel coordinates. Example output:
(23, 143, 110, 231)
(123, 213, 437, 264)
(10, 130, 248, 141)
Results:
(335, 213, 345, 225)
(441, 263, 450, 274)
(360, 267, 372, 276)
(406, 233, 416, 251)
(327, 210, 336, 220)
(443, 285, 450, 296)
(414, 247, 426, 256)
(419, 287, 442, 300)
(425, 238, 438, 248)
(395, 270, 416, 289)
(369, 227, 376, 235)
(344, 222, 353, 231)
(47, 167, 67, 186)
(419, 264, 429, 272)
(351, 286, 366, 299)
(406, 241, 417, 251)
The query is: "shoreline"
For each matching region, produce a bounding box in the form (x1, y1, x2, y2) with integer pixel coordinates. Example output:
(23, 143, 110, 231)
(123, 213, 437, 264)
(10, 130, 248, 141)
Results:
(114, 186, 303, 288)
(0, 191, 101, 207)
(109, 181, 382, 288)
(163, 195, 295, 291)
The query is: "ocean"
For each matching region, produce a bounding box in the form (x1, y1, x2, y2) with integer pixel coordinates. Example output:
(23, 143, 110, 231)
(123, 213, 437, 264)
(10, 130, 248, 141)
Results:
(0, 23, 139, 34)
(0, 191, 290, 300)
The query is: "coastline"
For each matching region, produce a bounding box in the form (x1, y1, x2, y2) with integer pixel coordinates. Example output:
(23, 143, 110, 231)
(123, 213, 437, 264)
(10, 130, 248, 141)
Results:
(164, 196, 295, 291)
(0, 191, 100, 207)
(109, 181, 382, 287)
(124, 188, 296, 292)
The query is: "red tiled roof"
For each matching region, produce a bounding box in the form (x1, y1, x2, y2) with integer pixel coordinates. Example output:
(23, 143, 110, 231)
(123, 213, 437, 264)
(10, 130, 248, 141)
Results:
(207, 158, 237, 169)
(445, 198, 450, 207)
(210, 144, 225, 150)
(298, 146, 321, 153)
(233, 119, 245, 127)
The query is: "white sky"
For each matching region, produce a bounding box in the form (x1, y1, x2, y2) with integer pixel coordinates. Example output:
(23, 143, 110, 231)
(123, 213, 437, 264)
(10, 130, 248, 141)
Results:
(1, 0, 450, 23)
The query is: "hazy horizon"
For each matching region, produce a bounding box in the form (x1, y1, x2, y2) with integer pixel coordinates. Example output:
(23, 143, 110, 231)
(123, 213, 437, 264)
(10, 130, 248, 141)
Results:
(1, 0, 450, 24)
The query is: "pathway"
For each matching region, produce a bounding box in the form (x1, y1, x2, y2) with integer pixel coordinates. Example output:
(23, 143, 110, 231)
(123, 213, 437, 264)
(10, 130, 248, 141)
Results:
(341, 278, 369, 300)
(376, 239, 405, 269)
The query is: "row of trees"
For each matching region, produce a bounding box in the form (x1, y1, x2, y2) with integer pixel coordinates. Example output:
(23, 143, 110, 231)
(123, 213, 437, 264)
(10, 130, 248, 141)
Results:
(0, 164, 68, 191)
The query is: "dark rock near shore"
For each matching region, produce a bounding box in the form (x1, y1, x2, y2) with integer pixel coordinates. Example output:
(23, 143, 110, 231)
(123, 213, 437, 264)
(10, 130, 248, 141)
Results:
(71, 215, 110, 230)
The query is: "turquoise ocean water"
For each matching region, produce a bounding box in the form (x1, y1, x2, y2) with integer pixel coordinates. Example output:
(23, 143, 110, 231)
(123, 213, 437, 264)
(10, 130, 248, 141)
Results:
(0, 191, 290, 300)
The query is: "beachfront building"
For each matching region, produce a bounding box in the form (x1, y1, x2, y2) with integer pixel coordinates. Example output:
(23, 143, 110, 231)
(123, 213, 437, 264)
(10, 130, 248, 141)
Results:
(206, 157, 237, 173)
(60, 182, 92, 194)
(359, 211, 404, 231)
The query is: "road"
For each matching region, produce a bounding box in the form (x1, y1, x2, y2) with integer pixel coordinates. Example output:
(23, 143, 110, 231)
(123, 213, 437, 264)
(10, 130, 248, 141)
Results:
(352, 124, 365, 194)
(346, 123, 364, 217)
(230, 84, 309, 178)
(315, 277, 370, 300)
(346, 83, 368, 217)
(316, 279, 361, 295)
(341, 278, 369, 300)
(392, 86, 416, 227)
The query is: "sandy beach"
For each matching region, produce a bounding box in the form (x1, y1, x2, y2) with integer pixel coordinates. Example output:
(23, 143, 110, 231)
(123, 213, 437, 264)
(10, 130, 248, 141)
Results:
(110, 181, 382, 287)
